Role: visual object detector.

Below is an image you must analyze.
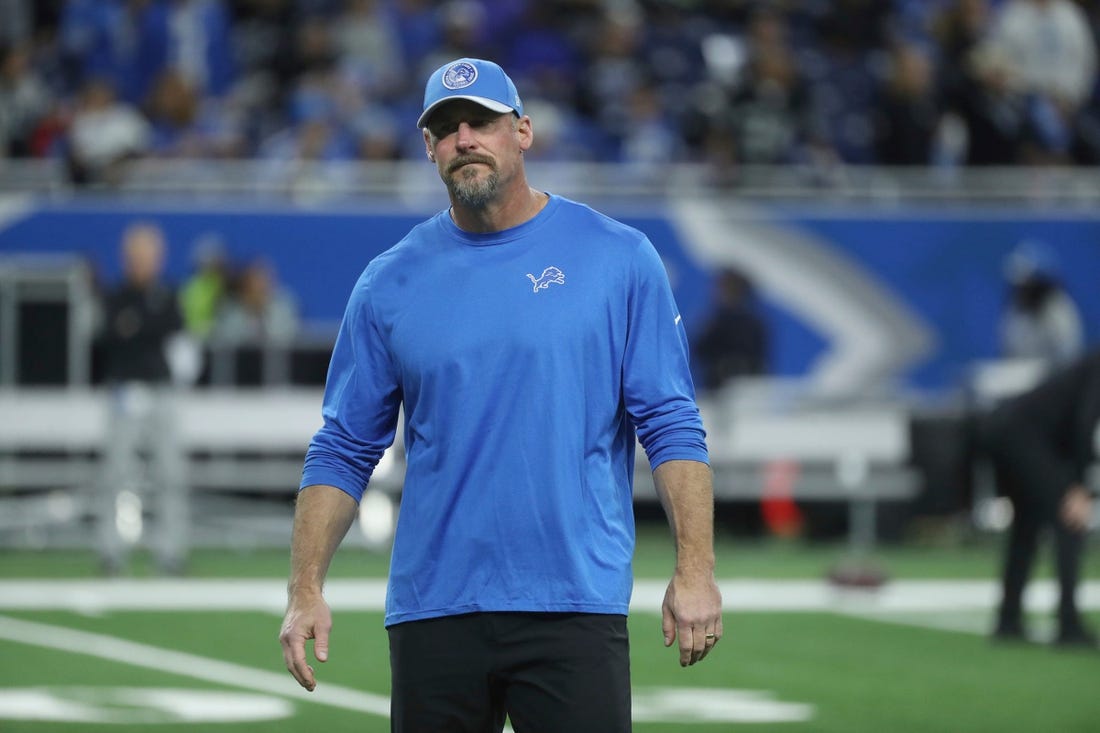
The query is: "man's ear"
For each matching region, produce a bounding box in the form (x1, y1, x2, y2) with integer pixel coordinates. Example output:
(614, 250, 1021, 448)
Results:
(517, 115, 534, 153)
(424, 130, 435, 162)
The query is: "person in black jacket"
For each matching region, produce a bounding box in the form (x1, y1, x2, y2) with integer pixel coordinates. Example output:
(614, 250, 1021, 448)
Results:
(982, 349, 1100, 648)
(96, 221, 188, 576)
(692, 267, 768, 392)
(101, 221, 184, 383)
(99, 222, 183, 384)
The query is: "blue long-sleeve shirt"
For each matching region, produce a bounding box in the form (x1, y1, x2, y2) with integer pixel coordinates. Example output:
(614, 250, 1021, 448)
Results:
(301, 194, 708, 626)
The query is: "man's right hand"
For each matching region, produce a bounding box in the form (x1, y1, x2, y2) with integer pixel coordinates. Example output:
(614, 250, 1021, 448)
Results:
(279, 593, 333, 691)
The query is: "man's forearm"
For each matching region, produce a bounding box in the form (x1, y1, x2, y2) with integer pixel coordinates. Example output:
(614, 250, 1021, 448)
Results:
(288, 484, 359, 596)
(652, 459, 716, 574)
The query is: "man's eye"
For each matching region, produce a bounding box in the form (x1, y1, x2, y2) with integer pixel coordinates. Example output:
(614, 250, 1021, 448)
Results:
(435, 123, 458, 137)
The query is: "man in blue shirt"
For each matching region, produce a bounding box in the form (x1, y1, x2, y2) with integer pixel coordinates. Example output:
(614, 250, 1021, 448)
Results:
(279, 57, 722, 732)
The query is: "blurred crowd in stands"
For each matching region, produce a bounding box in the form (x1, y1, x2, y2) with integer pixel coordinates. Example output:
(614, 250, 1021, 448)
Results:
(1, 0, 1099, 186)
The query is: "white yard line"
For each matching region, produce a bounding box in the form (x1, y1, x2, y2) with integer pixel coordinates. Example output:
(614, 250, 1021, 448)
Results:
(0, 614, 390, 717)
(2, 585, 1093, 728)
(0, 578, 1097, 613)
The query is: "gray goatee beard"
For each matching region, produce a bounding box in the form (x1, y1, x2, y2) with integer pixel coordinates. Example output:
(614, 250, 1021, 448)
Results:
(447, 166, 500, 209)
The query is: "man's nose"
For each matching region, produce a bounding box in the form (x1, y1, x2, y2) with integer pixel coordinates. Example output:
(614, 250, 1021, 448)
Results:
(455, 121, 476, 149)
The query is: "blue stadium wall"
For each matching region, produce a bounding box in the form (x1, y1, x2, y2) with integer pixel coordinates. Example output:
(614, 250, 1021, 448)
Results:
(1, 197, 1097, 390)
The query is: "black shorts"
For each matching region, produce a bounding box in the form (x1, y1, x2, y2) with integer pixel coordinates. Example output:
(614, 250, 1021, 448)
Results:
(388, 611, 631, 733)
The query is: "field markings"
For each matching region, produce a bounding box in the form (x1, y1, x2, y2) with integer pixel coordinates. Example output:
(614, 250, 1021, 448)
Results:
(1, 578, 1098, 613)
(0, 614, 391, 717)
(0, 614, 814, 727)
(0, 687, 295, 724)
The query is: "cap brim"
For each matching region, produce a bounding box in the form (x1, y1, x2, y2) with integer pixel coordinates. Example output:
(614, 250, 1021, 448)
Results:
(417, 96, 515, 129)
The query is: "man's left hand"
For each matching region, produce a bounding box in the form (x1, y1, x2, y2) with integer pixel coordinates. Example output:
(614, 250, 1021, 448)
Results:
(1060, 484, 1094, 533)
(661, 570, 723, 667)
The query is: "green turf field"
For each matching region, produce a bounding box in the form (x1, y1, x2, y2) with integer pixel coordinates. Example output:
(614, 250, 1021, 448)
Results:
(1, 530, 1098, 732)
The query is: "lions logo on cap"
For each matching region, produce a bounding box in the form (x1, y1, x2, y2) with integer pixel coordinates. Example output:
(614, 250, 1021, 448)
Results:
(442, 61, 478, 90)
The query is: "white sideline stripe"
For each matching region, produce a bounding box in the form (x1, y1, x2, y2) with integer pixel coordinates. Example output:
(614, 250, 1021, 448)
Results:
(0, 614, 390, 717)
(0, 579, 1098, 613)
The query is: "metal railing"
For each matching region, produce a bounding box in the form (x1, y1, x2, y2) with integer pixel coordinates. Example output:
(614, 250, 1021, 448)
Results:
(3, 158, 1100, 206)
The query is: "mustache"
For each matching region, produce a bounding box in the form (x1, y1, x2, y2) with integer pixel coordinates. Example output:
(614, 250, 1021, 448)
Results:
(447, 155, 495, 174)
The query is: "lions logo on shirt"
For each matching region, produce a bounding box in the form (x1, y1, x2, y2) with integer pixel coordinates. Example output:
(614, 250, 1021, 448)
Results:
(443, 62, 478, 89)
(526, 266, 565, 292)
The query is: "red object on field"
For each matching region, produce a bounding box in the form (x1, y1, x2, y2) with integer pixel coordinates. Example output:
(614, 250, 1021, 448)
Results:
(761, 459, 804, 538)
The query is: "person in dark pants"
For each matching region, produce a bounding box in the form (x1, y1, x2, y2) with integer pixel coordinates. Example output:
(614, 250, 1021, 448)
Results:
(692, 267, 768, 392)
(982, 349, 1100, 648)
(278, 57, 722, 732)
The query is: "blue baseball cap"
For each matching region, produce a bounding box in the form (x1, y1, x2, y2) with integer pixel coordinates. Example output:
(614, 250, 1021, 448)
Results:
(417, 58, 524, 129)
